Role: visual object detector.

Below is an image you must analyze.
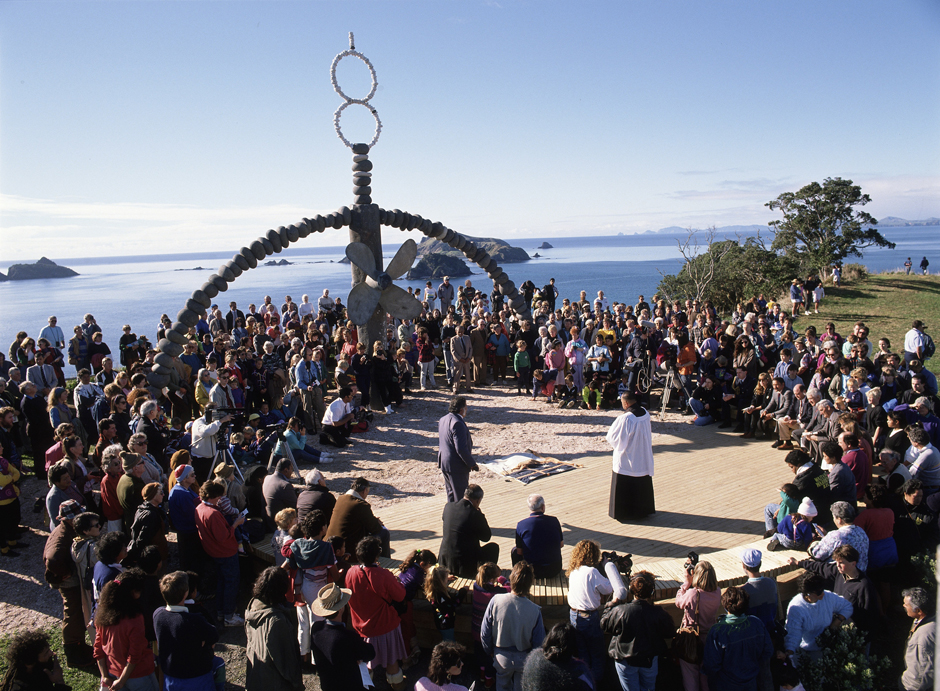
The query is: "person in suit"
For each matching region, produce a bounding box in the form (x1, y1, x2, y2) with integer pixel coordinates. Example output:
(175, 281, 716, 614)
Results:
(225, 302, 245, 332)
(438, 396, 477, 503)
(470, 319, 490, 387)
(310, 583, 377, 691)
(439, 484, 499, 579)
(776, 384, 815, 451)
(450, 325, 474, 394)
(326, 477, 389, 561)
(760, 377, 795, 446)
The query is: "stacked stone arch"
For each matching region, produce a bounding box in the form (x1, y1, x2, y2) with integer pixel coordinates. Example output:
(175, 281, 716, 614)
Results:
(148, 209, 533, 390)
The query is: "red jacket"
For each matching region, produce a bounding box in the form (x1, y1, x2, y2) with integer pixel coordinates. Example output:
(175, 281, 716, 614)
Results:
(346, 564, 406, 638)
(100, 472, 123, 521)
(195, 501, 237, 558)
(93, 614, 155, 679)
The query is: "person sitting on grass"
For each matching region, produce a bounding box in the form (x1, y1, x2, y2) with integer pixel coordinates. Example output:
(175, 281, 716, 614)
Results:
(767, 498, 821, 552)
(1, 629, 71, 691)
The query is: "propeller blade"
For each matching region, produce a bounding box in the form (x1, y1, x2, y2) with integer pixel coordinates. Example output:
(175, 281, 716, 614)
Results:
(378, 283, 425, 320)
(345, 242, 378, 280)
(384, 238, 418, 280)
(347, 282, 382, 325)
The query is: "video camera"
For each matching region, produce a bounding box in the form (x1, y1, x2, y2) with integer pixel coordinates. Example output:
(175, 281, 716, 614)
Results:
(602, 551, 633, 574)
(207, 406, 242, 424)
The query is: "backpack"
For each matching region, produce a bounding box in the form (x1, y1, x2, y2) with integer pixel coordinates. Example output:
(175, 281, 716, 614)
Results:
(923, 333, 936, 360)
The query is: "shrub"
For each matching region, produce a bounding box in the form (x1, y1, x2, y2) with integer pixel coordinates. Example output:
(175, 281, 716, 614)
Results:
(797, 623, 892, 691)
(841, 263, 868, 282)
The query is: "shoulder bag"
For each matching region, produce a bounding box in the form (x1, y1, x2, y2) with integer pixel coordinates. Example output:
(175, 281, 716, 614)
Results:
(673, 591, 704, 664)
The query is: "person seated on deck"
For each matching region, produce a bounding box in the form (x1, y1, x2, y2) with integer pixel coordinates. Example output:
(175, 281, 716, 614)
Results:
(510, 494, 564, 579)
(439, 484, 499, 580)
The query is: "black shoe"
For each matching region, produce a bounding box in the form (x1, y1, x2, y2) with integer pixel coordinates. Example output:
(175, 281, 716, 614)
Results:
(1, 550, 20, 558)
(763, 529, 776, 539)
(718, 421, 731, 429)
(733, 425, 745, 433)
(771, 440, 783, 448)
(63, 643, 95, 669)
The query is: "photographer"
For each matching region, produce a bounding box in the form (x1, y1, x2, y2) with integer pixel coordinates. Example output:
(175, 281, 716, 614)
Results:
(320, 386, 355, 449)
(189, 404, 232, 483)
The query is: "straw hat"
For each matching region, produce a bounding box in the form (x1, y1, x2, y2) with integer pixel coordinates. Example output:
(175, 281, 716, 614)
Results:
(214, 463, 234, 480)
(310, 583, 352, 617)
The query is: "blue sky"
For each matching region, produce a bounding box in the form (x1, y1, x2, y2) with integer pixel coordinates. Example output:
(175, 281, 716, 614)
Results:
(2, 0, 939, 260)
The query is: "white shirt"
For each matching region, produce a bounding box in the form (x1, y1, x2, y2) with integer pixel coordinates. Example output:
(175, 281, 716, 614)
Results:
(567, 565, 613, 611)
(322, 397, 351, 426)
(905, 328, 925, 355)
(190, 417, 223, 458)
(606, 408, 655, 477)
(318, 295, 334, 312)
(298, 301, 314, 318)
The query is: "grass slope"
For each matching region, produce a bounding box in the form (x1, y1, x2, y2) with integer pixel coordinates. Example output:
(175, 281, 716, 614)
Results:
(803, 273, 940, 377)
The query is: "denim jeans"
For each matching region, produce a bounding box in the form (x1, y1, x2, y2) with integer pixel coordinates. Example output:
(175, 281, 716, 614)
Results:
(123, 673, 159, 691)
(688, 398, 715, 425)
(764, 503, 780, 532)
(214, 554, 239, 618)
(615, 656, 658, 691)
(570, 608, 605, 682)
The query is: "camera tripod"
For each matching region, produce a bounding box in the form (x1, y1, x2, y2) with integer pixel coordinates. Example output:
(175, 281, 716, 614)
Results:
(659, 368, 679, 420)
(263, 427, 302, 479)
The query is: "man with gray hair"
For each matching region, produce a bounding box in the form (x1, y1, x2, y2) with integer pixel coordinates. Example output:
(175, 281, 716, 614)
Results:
(900, 587, 935, 691)
(776, 384, 813, 451)
(511, 493, 564, 578)
(908, 427, 940, 495)
(802, 399, 841, 461)
(877, 449, 911, 492)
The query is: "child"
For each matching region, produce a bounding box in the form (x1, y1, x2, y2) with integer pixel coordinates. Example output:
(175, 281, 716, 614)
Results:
(582, 378, 602, 410)
(213, 472, 248, 555)
(768, 498, 820, 551)
(424, 566, 467, 641)
(183, 570, 216, 624)
(396, 348, 414, 393)
(71, 511, 101, 628)
(514, 340, 531, 395)
(328, 535, 351, 587)
(845, 378, 864, 413)
(558, 375, 580, 409)
(698, 348, 716, 381)
(272, 507, 298, 567)
(764, 483, 801, 537)
(397, 549, 439, 666)
(229, 432, 254, 466)
(471, 563, 509, 686)
(530, 369, 557, 402)
(284, 510, 337, 665)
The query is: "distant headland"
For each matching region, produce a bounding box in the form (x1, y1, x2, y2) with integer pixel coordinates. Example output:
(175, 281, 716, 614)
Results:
(0, 257, 78, 281)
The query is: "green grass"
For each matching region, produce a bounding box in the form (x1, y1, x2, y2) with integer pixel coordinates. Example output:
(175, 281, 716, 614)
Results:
(799, 273, 940, 377)
(0, 627, 100, 691)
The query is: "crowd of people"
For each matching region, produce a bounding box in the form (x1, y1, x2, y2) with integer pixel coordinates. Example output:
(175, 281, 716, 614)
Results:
(0, 271, 937, 691)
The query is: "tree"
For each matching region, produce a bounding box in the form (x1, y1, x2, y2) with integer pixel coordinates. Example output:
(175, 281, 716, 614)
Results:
(766, 177, 894, 277)
(657, 232, 798, 312)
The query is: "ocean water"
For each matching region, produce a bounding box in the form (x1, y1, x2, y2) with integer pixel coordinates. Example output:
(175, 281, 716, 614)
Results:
(2, 226, 937, 378)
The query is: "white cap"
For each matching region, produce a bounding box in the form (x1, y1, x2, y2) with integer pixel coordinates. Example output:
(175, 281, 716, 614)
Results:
(797, 497, 818, 517)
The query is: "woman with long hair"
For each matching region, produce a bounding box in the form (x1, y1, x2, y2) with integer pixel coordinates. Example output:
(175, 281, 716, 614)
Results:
(93, 568, 157, 691)
(47, 388, 76, 433)
(741, 372, 773, 439)
(674, 560, 721, 691)
(565, 540, 612, 684)
(244, 567, 303, 691)
(415, 641, 468, 691)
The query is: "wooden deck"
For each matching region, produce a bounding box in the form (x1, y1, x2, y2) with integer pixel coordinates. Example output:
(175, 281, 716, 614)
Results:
(251, 408, 806, 602)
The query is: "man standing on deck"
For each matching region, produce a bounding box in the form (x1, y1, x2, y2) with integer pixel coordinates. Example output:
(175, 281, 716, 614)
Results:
(438, 396, 477, 502)
(606, 391, 655, 521)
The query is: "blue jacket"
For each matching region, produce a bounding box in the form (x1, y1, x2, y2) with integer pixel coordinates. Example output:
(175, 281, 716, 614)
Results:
(702, 614, 773, 691)
(168, 484, 200, 534)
